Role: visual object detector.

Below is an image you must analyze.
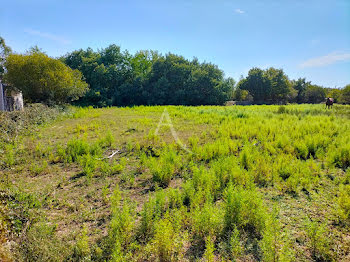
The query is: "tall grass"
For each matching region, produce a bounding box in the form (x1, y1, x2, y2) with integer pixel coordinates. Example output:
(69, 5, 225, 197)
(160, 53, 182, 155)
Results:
(4, 104, 350, 261)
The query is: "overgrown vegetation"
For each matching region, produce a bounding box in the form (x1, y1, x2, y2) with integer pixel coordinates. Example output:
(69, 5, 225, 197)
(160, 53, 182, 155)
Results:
(4, 49, 88, 104)
(1, 104, 350, 261)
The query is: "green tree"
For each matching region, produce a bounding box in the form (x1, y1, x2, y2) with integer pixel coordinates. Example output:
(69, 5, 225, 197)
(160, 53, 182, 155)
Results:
(232, 88, 251, 101)
(63, 47, 232, 106)
(237, 67, 268, 103)
(62, 45, 133, 107)
(0, 36, 12, 78)
(291, 78, 310, 103)
(340, 84, 350, 104)
(326, 88, 342, 103)
(237, 67, 294, 104)
(4, 49, 88, 104)
(264, 67, 292, 103)
(303, 85, 326, 103)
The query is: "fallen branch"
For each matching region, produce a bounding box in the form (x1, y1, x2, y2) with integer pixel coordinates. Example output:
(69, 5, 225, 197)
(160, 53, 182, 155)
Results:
(97, 149, 121, 160)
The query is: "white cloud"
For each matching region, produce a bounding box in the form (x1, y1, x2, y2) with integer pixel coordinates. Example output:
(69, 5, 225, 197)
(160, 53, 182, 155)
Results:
(300, 51, 350, 68)
(235, 8, 245, 14)
(24, 28, 71, 45)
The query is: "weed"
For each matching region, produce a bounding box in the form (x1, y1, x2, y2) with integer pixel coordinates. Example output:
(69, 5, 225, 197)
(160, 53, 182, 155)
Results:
(109, 186, 135, 261)
(16, 222, 69, 262)
(229, 226, 243, 260)
(72, 225, 91, 261)
(329, 144, 350, 169)
(305, 219, 334, 261)
(148, 216, 183, 262)
(192, 202, 224, 242)
(203, 237, 215, 262)
(2, 144, 15, 168)
(259, 210, 294, 262)
(224, 185, 266, 235)
(64, 138, 91, 163)
(29, 160, 48, 176)
(337, 185, 350, 222)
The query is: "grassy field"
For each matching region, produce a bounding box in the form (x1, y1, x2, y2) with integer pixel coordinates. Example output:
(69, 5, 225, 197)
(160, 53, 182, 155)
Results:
(1, 104, 350, 261)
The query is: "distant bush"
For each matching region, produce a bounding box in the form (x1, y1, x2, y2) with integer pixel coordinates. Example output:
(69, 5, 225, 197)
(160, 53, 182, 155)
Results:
(277, 105, 287, 114)
(63, 46, 232, 107)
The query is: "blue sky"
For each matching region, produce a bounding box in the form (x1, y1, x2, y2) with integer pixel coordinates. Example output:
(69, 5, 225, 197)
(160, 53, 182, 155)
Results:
(1, 0, 350, 87)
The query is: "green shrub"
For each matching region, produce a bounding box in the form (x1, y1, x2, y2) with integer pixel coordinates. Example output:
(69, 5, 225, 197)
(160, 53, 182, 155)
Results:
(338, 185, 350, 222)
(192, 202, 224, 242)
(229, 226, 242, 259)
(259, 210, 294, 262)
(239, 147, 252, 170)
(147, 212, 185, 262)
(294, 142, 309, 160)
(2, 144, 15, 167)
(109, 186, 135, 261)
(97, 131, 115, 148)
(79, 154, 97, 178)
(64, 138, 91, 163)
(168, 188, 183, 209)
(329, 144, 350, 169)
(224, 185, 266, 235)
(29, 160, 48, 176)
(72, 225, 91, 261)
(277, 106, 287, 114)
(342, 168, 350, 185)
(203, 237, 215, 262)
(305, 220, 334, 261)
(192, 166, 220, 202)
(147, 149, 182, 187)
(138, 191, 169, 242)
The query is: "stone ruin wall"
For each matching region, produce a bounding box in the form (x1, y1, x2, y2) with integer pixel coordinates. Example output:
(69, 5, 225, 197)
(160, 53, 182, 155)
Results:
(0, 82, 24, 111)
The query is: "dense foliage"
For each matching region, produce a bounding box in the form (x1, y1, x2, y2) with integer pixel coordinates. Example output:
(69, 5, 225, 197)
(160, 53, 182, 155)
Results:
(63, 45, 350, 106)
(0, 37, 12, 78)
(234, 68, 339, 104)
(4, 49, 88, 104)
(236, 67, 293, 104)
(341, 84, 350, 104)
(62, 45, 233, 107)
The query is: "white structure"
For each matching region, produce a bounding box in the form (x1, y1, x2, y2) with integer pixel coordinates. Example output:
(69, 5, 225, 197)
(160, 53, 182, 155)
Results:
(0, 81, 5, 111)
(0, 81, 24, 111)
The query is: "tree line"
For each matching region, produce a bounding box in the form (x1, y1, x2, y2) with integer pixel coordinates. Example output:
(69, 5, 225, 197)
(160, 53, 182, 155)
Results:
(234, 67, 350, 104)
(61, 45, 232, 106)
(1, 36, 349, 106)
